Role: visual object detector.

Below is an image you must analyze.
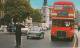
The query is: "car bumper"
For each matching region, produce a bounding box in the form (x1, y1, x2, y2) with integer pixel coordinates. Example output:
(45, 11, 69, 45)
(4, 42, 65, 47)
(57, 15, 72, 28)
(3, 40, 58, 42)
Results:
(21, 30, 28, 33)
(27, 33, 41, 38)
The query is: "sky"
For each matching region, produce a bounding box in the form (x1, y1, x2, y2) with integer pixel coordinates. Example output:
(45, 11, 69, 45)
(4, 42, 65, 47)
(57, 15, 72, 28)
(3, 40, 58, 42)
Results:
(30, 0, 80, 10)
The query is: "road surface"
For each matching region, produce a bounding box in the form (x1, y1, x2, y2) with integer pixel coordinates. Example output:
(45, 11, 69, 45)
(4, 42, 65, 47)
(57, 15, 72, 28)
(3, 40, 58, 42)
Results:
(22, 30, 77, 48)
(0, 30, 77, 48)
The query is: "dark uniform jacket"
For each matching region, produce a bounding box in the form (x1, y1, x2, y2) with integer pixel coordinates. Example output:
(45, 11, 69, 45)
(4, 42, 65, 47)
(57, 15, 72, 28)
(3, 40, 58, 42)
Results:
(15, 24, 22, 36)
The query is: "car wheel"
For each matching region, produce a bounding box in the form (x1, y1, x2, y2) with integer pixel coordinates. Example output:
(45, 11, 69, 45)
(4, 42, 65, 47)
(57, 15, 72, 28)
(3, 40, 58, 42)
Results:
(25, 31, 27, 35)
(40, 33, 44, 39)
(27, 36, 29, 39)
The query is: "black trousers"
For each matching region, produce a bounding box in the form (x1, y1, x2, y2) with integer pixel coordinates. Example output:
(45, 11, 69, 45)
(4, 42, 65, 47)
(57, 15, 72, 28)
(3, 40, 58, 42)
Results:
(16, 35, 21, 46)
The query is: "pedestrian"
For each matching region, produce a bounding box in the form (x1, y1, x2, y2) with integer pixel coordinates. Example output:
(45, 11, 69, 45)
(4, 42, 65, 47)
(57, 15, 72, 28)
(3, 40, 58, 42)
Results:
(15, 23, 22, 48)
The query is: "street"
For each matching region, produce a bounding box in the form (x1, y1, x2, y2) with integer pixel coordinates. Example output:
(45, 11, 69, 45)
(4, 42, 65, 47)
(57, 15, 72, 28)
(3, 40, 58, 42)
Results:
(0, 0, 79, 48)
(0, 30, 78, 48)
(22, 31, 75, 48)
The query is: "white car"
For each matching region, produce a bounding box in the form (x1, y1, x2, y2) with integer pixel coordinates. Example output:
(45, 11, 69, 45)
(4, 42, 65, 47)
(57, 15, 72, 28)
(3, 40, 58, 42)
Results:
(27, 26, 44, 39)
(42, 26, 47, 31)
(21, 26, 29, 34)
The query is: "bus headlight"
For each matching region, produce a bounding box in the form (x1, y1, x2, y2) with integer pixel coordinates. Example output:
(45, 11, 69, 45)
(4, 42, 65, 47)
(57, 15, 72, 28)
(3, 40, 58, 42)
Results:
(68, 14, 74, 16)
(51, 13, 57, 16)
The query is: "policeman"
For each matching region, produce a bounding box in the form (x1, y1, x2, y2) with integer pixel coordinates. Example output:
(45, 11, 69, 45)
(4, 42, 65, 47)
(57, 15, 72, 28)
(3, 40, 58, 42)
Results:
(15, 23, 22, 48)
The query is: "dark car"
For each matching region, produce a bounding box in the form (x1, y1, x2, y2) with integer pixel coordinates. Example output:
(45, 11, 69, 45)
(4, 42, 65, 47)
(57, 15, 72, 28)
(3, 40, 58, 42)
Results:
(7, 24, 16, 32)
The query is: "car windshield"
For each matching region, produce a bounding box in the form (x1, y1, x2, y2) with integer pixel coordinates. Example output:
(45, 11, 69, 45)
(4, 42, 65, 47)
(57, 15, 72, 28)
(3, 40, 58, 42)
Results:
(30, 27, 41, 31)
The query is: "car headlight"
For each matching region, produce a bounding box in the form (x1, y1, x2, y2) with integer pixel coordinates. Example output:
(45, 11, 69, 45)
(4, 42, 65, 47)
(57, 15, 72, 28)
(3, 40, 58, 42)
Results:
(51, 13, 57, 16)
(68, 14, 74, 16)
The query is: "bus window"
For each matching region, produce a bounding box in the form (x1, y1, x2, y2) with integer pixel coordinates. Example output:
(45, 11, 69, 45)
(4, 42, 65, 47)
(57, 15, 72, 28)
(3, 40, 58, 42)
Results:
(64, 22, 70, 27)
(63, 5, 73, 10)
(54, 5, 63, 10)
(52, 20, 74, 27)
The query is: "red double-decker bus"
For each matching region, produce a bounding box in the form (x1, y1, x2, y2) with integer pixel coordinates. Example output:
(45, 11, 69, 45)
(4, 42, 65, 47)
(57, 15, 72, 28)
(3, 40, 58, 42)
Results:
(50, 1, 75, 41)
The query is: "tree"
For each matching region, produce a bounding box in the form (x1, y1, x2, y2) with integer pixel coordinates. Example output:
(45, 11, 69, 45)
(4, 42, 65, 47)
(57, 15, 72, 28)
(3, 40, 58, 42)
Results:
(3, 15, 12, 25)
(31, 9, 42, 22)
(4, 0, 32, 24)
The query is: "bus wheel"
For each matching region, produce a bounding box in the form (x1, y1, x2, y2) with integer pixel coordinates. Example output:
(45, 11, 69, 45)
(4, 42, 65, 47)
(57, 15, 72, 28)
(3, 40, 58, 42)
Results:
(67, 36, 74, 41)
(70, 36, 74, 41)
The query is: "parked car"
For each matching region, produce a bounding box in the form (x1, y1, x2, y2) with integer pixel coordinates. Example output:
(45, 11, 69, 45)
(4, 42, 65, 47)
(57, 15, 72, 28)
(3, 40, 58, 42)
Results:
(21, 26, 29, 34)
(7, 24, 16, 32)
(27, 26, 44, 39)
(0, 25, 6, 32)
(42, 26, 47, 31)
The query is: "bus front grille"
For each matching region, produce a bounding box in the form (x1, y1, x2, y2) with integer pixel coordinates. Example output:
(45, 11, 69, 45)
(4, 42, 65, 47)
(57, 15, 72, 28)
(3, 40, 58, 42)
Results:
(57, 31, 66, 38)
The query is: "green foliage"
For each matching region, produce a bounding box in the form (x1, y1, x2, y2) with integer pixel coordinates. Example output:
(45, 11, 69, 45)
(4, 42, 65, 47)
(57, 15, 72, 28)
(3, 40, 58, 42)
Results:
(31, 9, 42, 22)
(1, 0, 42, 25)
(4, 0, 32, 24)
(4, 15, 12, 25)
